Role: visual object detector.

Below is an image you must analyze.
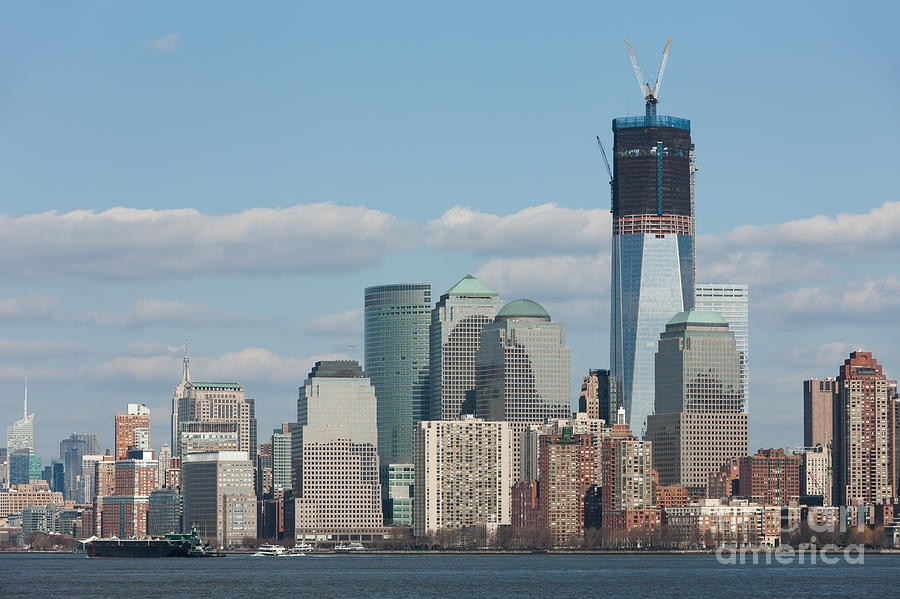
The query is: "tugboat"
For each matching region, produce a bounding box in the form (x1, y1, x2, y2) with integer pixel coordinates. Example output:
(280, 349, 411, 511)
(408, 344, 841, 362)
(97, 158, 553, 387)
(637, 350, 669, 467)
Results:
(82, 530, 219, 558)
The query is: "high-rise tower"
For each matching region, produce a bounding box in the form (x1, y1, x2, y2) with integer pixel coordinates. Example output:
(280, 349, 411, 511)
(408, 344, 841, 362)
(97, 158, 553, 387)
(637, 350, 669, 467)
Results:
(609, 40, 695, 437)
(7, 380, 35, 453)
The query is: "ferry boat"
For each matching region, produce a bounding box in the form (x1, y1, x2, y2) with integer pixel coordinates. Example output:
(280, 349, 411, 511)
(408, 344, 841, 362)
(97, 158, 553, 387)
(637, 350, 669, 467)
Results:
(333, 542, 366, 552)
(288, 542, 314, 555)
(81, 531, 218, 558)
(254, 543, 287, 556)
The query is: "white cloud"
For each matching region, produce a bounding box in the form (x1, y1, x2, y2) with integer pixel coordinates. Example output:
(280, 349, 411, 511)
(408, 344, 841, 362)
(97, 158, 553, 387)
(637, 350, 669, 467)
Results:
(80, 299, 261, 328)
(696, 250, 827, 289)
(475, 253, 608, 300)
(0, 338, 90, 360)
(427, 204, 610, 256)
(143, 33, 179, 53)
(776, 274, 900, 320)
(0, 365, 70, 383)
(781, 341, 866, 371)
(123, 341, 180, 357)
(304, 309, 363, 335)
(0, 203, 412, 280)
(0, 294, 61, 321)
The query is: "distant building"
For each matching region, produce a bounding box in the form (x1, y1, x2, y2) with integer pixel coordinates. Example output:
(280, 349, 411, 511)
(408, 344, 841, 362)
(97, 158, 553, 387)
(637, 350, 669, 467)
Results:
(738, 449, 800, 506)
(476, 299, 570, 482)
(833, 351, 894, 505)
(256, 442, 273, 496)
(429, 275, 502, 420)
(6, 382, 35, 454)
(646, 311, 748, 498)
(706, 458, 740, 500)
(156, 443, 172, 489)
(60, 433, 100, 501)
(655, 484, 690, 510)
(114, 404, 151, 460)
(387, 463, 414, 526)
(79, 454, 105, 504)
(271, 425, 292, 492)
(293, 361, 384, 537)
(799, 445, 831, 505)
(0, 483, 64, 519)
(92, 454, 116, 535)
(101, 451, 157, 538)
(365, 283, 431, 475)
(666, 498, 780, 547)
(521, 415, 607, 487)
(179, 422, 239, 456)
(578, 369, 617, 424)
(9, 450, 41, 485)
(803, 378, 835, 448)
(694, 284, 749, 411)
(148, 488, 181, 535)
(414, 416, 512, 537)
(538, 430, 596, 545)
(600, 412, 656, 531)
(182, 451, 256, 547)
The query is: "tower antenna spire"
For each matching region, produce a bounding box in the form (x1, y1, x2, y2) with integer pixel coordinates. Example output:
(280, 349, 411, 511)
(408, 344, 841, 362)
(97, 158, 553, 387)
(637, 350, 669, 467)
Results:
(182, 335, 191, 384)
(24, 377, 28, 418)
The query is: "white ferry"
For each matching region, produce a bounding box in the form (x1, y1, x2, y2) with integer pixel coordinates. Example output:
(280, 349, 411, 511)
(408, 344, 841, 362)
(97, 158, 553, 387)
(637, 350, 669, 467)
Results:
(333, 542, 366, 552)
(254, 543, 286, 556)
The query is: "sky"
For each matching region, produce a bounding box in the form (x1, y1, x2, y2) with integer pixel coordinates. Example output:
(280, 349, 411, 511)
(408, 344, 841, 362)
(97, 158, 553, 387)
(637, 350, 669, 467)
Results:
(1, 1, 898, 461)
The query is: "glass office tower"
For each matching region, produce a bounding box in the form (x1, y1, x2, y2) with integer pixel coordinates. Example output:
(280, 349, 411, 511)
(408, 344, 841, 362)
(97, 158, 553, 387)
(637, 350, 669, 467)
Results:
(609, 113, 695, 438)
(694, 283, 749, 412)
(364, 283, 431, 470)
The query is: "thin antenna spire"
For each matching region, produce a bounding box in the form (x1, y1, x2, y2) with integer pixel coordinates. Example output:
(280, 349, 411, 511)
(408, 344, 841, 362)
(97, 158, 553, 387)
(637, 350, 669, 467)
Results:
(182, 335, 191, 384)
(24, 377, 28, 418)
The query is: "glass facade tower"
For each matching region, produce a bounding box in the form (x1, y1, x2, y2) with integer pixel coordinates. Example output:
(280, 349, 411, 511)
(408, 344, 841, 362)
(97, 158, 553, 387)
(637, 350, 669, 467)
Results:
(609, 114, 696, 437)
(364, 283, 431, 469)
(694, 283, 749, 412)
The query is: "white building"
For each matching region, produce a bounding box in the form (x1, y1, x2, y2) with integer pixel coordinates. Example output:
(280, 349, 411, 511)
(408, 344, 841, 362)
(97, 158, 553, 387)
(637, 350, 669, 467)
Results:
(7, 382, 35, 453)
(799, 445, 832, 505)
(694, 283, 749, 412)
(429, 275, 503, 420)
(476, 299, 570, 482)
(414, 415, 512, 537)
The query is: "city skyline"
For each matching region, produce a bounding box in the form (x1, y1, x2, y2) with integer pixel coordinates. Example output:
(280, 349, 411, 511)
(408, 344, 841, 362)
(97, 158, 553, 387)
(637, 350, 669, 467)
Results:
(2, 3, 899, 460)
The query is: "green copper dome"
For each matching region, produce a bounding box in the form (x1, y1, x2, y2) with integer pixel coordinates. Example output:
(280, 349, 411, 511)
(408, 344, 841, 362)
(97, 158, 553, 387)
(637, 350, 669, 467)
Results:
(444, 274, 499, 297)
(667, 310, 728, 327)
(495, 299, 551, 321)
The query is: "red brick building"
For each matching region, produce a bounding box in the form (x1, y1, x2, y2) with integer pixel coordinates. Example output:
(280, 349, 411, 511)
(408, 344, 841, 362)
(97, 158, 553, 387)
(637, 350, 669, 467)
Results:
(114, 404, 151, 460)
(655, 484, 690, 510)
(738, 449, 800, 506)
(511, 480, 540, 529)
(538, 432, 595, 545)
(706, 458, 740, 499)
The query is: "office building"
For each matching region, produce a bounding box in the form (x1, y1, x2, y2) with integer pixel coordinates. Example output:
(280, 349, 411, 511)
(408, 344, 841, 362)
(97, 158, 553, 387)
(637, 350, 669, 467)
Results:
(115, 404, 151, 460)
(172, 346, 257, 461)
(364, 283, 431, 471)
(148, 488, 181, 535)
(803, 378, 836, 448)
(179, 422, 239, 456)
(646, 311, 748, 498)
(294, 361, 384, 536)
(182, 451, 256, 547)
(833, 351, 894, 505)
(578, 369, 617, 424)
(476, 299, 570, 481)
(79, 454, 105, 504)
(414, 416, 512, 537)
(609, 90, 696, 438)
(156, 443, 172, 489)
(738, 449, 800, 506)
(60, 433, 100, 501)
(387, 463, 414, 526)
(694, 284, 749, 411)
(9, 450, 41, 485)
(7, 382, 35, 453)
(0, 483, 64, 519)
(429, 274, 502, 420)
(271, 424, 292, 492)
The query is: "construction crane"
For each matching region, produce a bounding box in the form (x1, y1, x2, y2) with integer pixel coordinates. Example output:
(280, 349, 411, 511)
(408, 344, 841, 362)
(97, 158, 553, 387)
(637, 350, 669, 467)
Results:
(624, 37, 671, 117)
(596, 136, 614, 213)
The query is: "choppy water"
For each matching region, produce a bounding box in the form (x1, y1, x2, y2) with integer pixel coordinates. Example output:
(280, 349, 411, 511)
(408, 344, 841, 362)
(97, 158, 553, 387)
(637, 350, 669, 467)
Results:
(1, 552, 894, 598)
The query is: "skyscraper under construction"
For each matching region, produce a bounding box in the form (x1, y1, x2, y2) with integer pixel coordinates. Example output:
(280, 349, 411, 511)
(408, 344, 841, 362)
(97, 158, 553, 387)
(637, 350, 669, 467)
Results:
(609, 39, 696, 436)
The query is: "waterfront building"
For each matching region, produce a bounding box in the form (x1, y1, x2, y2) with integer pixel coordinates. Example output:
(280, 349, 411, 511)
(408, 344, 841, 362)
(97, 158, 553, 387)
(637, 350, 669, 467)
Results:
(609, 100, 697, 438)
(833, 351, 894, 505)
(578, 369, 617, 424)
(476, 299, 570, 482)
(387, 463, 414, 526)
(738, 449, 800, 506)
(60, 433, 100, 501)
(694, 284, 749, 411)
(429, 275, 503, 420)
(293, 361, 384, 536)
(0, 483, 64, 518)
(799, 445, 832, 505)
(114, 404, 151, 460)
(665, 498, 780, 547)
(7, 382, 35, 453)
(414, 416, 512, 537)
(182, 451, 256, 547)
(364, 283, 431, 472)
(172, 347, 257, 461)
(803, 378, 836, 448)
(148, 488, 181, 535)
(511, 480, 541, 530)
(538, 430, 596, 545)
(646, 311, 748, 498)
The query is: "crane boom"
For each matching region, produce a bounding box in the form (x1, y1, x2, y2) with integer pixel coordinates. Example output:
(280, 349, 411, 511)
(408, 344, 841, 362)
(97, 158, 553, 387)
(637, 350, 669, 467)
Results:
(596, 136, 613, 182)
(624, 39, 648, 99)
(651, 37, 671, 99)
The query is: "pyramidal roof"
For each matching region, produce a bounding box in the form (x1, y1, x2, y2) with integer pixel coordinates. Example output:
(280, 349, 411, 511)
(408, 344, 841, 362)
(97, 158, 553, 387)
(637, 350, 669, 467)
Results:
(444, 274, 498, 298)
(667, 310, 728, 327)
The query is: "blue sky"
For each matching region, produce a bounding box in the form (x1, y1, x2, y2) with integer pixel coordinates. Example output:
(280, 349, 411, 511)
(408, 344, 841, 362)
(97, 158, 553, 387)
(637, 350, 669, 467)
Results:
(1, 1, 898, 460)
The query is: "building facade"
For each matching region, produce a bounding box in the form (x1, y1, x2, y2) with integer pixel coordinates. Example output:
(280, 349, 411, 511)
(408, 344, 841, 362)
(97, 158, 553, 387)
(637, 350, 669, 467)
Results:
(114, 404, 151, 460)
(578, 369, 617, 424)
(609, 111, 696, 438)
(271, 426, 292, 492)
(799, 445, 831, 505)
(294, 361, 383, 535)
(414, 416, 512, 537)
(646, 311, 748, 498)
(6, 383, 35, 454)
(182, 451, 256, 547)
(476, 299, 570, 482)
(738, 448, 800, 506)
(600, 416, 654, 530)
(364, 283, 431, 473)
(694, 284, 749, 411)
(429, 275, 502, 420)
(833, 351, 894, 506)
(60, 433, 100, 501)
(538, 430, 596, 545)
(179, 422, 239, 456)
(803, 378, 835, 448)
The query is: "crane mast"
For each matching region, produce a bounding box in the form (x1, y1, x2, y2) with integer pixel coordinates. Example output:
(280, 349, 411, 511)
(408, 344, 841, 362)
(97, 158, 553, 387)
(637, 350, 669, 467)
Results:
(624, 38, 671, 117)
